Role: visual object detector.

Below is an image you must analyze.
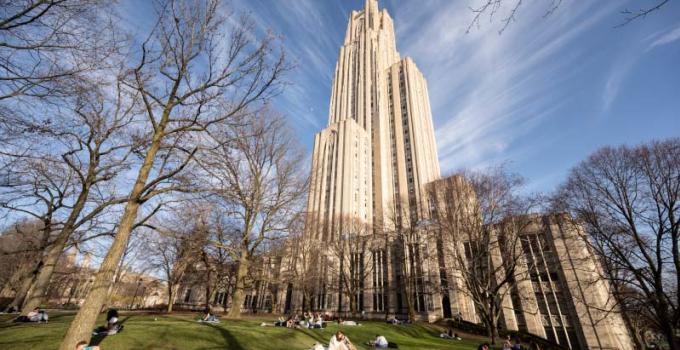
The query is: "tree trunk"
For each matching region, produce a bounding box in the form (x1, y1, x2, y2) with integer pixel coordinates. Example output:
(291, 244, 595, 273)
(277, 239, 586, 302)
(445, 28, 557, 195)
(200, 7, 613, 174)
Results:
(661, 321, 680, 350)
(226, 254, 249, 319)
(618, 307, 645, 350)
(166, 284, 176, 313)
(222, 287, 229, 310)
(20, 230, 74, 314)
(0, 262, 30, 298)
(2, 262, 36, 311)
(204, 254, 212, 308)
(59, 116, 167, 350)
(349, 290, 356, 317)
(405, 276, 415, 322)
(58, 198, 142, 350)
(21, 187, 92, 315)
(488, 307, 498, 345)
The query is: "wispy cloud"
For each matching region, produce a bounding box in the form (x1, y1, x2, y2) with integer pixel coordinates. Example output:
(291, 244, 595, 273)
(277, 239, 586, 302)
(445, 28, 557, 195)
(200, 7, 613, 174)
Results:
(389, 0, 620, 171)
(602, 53, 637, 112)
(647, 24, 680, 51)
(111, 0, 677, 193)
(227, 0, 346, 131)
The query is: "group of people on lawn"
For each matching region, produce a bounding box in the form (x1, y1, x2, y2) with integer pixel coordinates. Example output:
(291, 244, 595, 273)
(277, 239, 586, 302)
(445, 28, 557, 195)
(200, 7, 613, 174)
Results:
(276, 311, 328, 328)
(11, 307, 49, 323)
(478, 335, 536, 350)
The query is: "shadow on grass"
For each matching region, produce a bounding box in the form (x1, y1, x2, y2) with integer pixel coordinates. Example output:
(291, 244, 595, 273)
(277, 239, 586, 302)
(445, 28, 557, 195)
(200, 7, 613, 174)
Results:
(177, 317, 245, 350)
(90, 315, 132, 346)
(1, 311, 74, 328)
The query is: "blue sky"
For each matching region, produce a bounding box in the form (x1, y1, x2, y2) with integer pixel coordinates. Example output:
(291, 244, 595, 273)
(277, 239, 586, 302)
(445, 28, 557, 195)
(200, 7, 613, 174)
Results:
(122, 0, 680, 194)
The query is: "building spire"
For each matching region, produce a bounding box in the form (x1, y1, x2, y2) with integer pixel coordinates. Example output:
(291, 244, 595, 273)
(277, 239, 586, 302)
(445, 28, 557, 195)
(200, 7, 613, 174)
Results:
(365, 0, 378, 30)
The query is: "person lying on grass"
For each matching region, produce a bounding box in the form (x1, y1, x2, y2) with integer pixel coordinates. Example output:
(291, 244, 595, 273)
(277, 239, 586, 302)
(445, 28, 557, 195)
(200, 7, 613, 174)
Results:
(27, 308, 48, 322)
(440, 328, 462, 340)
(93, 320, 123, 335)
(366, 334, 388, 349)
(13, 308, 48, 323)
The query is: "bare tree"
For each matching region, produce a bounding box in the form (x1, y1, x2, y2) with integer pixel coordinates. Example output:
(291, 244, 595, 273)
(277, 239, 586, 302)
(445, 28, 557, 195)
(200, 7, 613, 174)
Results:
(15, 74, 139, 316)
(199, 111, 306, 318)
(289, 214, 325, 312)
(427, 169, 539, 345)
(204, 212, 238, 311)
(59, 0, 288, 346)
(554, 138, 680, 350)
(383, 196, 433, 322)
(326, 215, 375, 318)
(144, 211, 206, 313)
(0, 1, 121, 177)
(466, 0, 671, 34)
(0, 220, 44, 309)
(0, 158, 74, 309)
(0, 0, 119, 100)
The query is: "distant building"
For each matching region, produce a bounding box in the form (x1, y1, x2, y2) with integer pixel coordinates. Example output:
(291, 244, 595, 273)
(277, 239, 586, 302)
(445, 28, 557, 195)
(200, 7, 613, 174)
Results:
(46, 249, 166, 310)
(174, 252, 284, 314)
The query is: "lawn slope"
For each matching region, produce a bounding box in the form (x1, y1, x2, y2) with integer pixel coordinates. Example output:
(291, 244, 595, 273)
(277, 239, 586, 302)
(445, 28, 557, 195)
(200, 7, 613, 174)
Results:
(0, 312, 484, 350)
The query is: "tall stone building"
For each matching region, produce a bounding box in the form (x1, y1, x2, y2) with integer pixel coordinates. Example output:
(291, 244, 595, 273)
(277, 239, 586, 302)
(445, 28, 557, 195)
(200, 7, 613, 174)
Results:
(284, 1, 634, 349)
(306, 0, 440, 240)
(301, 0, 441, 319)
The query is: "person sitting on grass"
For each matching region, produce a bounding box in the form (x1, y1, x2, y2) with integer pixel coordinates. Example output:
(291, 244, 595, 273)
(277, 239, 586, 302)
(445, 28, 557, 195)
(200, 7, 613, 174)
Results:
(440, 327, 452, 339)
(106, 309, 122, 334)
(26, 307, 48, 323)
(286, 315, 296, 328)
(93, 310, 123, 335)
(313, 314, 324, 329)
(76, 341, 101, 350)
(503, 335, 513, 350)
(201, 304, 218, 322)
(386, 317, 400, 325)
(367, 334, 389, 349)
(478, 343, 490, 350)
(329, 331, 356, 350)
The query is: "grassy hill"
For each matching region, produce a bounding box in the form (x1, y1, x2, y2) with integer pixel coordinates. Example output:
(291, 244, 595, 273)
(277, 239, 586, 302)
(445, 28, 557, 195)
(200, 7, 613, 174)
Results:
(0, 311, 489, 350)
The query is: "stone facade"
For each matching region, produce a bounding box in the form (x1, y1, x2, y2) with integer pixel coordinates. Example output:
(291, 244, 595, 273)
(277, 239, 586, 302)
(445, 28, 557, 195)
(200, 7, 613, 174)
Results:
(300, 0, 442, 322)
(282, 1, 634, 349)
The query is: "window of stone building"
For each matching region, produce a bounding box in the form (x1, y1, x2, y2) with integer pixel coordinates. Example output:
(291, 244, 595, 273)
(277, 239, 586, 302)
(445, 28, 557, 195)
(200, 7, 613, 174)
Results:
(372, 249, 386, 312)
(556, 328, 570, 348)
(544, 326, 557, 343)
(566, 329, 581, 350)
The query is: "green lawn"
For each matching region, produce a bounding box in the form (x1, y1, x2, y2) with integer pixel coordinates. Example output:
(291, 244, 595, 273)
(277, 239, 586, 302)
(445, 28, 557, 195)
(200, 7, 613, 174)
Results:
(0, 311, 486, 350)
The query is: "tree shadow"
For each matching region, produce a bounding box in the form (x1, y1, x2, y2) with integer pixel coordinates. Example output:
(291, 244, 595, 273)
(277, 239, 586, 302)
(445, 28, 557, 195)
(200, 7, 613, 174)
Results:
(90, 315, 132, 346)
(176, 318, 245, 350)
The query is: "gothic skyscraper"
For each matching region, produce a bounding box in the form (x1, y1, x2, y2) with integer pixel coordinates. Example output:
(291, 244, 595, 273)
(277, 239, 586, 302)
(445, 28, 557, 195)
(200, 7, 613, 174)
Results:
(306, 0, 440, 240)
(289, 3, 634, 349)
